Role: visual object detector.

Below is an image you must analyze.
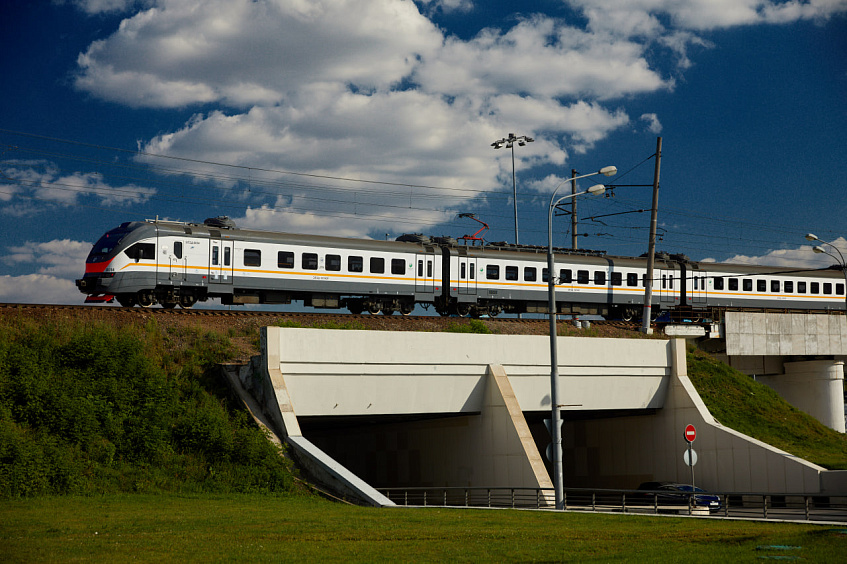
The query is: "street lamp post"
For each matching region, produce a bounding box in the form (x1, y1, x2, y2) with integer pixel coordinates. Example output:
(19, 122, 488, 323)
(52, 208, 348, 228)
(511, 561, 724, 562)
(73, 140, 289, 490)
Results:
(547, 165, 616, 509)
(805, 233, 847, 309)
(492, 133, 534, 245)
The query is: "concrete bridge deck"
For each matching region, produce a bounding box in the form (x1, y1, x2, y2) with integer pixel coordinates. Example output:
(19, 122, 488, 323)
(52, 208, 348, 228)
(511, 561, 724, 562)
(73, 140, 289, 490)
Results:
(225, 323, 847, 506)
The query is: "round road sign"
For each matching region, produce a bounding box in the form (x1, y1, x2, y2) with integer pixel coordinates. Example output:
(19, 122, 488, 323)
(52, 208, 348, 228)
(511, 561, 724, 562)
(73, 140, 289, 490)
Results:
(684, 448, 698, 467)
(684, 424, 696, 443)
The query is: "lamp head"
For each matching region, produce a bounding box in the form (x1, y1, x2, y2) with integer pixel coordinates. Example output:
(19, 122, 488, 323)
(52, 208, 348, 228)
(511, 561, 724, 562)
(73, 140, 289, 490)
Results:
(587, 184, 606, 195)
(805, 233, 818, 242)
(813, 246, 825, 254)
(599, 165, 617, 177)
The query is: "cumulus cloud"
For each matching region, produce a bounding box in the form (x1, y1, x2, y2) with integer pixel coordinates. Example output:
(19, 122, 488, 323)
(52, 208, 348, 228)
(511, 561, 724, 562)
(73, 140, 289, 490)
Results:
(640, 113, 662, 134)
(65, 0, 847, 236)
(3, 240, 92, 278)
(0, 274, 82, 305)
(0, 160, 156, 211)
(722, 238, 847, 268)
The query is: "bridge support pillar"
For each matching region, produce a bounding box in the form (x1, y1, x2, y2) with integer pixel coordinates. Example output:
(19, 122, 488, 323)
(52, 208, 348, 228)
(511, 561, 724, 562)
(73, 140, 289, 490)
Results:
(759, 360, 845, 434)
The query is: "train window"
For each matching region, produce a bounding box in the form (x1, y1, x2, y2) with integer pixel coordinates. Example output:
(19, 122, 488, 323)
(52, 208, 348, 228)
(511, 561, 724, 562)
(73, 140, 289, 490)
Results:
(642, 274, 648, 288)
(728, 278, 738, 291)
(743, 279, 752, 292)
(211, 246, 219, 266)
(125, 242, 156, 260)
(811, 282, 820, 294)
(244, 249, 261, 267)
(174, 242, 183, 259)
(714, 277, 723, 290)
(427, 260, 433, 277)
(771, 280, 780, 293)
(837, 284, 845, 295)
(486, 264, 500, 280)
(577, 270, 589, 284)
(561, 269, 572, 283)
(470, 264, 475, 279)
(417, 260, 423, 277)
(348, 256, 363, 272)
(391, 258, 405, 275)
(224, 247, 231, 267)
(278, 251, 295, 269)
(326, 254, 341, 272)
(611, 272, 622, 286)
(460, 262, 466, 279)
(542, 268, 549, 283)
(524, 267, 537, 282)
(505, 266, 519, 281)
(302, 253, 318, 270)
(626, 273, 638, 287)
(784, 281, 794, 293)
(594, 271, 606, 285)
(757, 280, 766, 292)
(824, 283, 832, 295)
(661, 275, 667, 289)
(370, 257, 385, 274)
(798, 281, 807, 294)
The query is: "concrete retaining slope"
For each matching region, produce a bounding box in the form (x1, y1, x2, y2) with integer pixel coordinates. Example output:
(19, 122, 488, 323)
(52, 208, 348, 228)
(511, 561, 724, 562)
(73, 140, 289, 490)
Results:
(236, 327, 844, 502)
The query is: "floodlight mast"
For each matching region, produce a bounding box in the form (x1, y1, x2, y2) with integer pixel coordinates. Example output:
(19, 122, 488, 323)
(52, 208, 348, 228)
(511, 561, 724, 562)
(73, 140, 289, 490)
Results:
(491, 133, 534, 245)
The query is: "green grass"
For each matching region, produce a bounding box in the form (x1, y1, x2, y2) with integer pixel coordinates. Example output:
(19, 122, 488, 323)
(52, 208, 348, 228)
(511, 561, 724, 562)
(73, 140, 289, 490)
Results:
(2, 494, 845, 563)
(687, 347, 847, 469)
(0, 317, 296, 498)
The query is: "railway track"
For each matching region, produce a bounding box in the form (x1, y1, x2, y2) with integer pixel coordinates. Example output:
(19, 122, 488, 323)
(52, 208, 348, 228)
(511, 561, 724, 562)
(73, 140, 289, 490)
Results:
(0, 302, 644, 332)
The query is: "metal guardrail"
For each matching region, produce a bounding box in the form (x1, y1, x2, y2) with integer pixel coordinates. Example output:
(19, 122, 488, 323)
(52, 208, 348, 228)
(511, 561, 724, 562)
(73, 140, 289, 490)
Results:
(377, 486, 847, 523)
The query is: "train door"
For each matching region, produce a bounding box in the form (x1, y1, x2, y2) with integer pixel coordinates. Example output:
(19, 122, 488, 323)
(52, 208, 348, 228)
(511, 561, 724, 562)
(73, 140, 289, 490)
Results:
(459, 256, 477, 295)
(658, 267, 676, 304)
(415, 251, 435, 293)
(690, 270, 708, 305)
(167, 239, 187, 282)
(209, 237, 233, 284)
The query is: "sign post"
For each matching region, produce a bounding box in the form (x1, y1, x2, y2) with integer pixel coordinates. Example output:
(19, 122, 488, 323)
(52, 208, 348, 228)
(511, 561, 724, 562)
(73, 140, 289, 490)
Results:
(683, 424, 696, 489)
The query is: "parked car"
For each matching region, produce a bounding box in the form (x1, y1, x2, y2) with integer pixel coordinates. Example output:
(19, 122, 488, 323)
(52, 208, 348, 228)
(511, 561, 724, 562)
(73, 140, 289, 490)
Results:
(636, 482, 722, 512)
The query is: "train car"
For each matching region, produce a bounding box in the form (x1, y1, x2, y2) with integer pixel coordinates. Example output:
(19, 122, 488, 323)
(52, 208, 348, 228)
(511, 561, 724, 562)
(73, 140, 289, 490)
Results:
(76, 217, 444, 313)
(77, 217, 846, 319)
(677, 258, 846, 312)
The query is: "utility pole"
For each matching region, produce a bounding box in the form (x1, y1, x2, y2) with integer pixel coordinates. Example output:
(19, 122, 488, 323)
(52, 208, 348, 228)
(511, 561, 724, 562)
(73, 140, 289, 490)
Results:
(570, 169, 578, 249)
(641, 137, 662, 335)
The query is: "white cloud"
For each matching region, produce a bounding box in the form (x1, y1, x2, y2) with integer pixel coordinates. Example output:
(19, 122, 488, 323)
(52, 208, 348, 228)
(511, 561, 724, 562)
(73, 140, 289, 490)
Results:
(640, 113, 663, 134)
(0, 274, 82, 305)
(75, 0, 443, 109)
(722, 238, 847, 268)
(0, 160, 156, 210)
(70, 0, 147, 15)
(3, 240, 92, 278)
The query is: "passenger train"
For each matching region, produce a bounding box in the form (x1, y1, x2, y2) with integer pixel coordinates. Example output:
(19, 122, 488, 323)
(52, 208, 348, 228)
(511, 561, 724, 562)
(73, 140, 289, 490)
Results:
(75, 217, 847, 319)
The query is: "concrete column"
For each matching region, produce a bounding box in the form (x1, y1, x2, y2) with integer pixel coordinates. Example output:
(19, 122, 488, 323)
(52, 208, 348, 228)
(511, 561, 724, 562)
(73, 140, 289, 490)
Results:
(760, 360, 845, 433)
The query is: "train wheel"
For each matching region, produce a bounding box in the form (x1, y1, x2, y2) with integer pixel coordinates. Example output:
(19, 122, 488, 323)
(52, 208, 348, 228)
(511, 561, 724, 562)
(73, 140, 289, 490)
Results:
(137, 292, 155, 308)
(161, 302, 177, 309)
(381, 308, 396, 315)
(621, 307, 638, 322)
(367, 302, 382, 315)
(456, 303, 472, 317)
(179, 294, 197, 309)
(400, 303, 414, 316)
(347, 300, 364, 315)
(116, 294, 136, 307)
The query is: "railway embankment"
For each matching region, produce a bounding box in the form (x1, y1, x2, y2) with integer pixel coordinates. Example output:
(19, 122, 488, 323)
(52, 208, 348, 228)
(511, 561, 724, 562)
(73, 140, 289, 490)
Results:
(1, 304, 845, 500)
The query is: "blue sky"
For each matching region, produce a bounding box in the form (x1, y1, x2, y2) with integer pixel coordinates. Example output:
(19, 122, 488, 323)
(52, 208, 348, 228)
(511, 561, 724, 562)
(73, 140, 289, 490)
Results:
(0, 0, 846, 305)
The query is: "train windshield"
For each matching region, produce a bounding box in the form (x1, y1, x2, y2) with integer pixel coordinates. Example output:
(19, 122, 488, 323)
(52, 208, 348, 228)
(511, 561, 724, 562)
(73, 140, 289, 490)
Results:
(87, 226, 134, 262)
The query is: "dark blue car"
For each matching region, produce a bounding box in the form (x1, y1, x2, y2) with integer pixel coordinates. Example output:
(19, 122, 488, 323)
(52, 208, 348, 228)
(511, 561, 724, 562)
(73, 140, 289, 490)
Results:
(637, 482, 722, 512)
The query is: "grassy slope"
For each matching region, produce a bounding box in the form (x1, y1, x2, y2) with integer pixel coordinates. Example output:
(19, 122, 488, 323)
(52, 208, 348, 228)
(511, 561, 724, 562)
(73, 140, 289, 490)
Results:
(687, 346, 847, 469)
(0, 316, 297, 498)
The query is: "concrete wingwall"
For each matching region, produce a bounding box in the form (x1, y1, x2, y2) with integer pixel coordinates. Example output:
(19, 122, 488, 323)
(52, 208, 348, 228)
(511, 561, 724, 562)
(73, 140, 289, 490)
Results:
(241, 327, 844, 501)
(565, 340, 836, 494)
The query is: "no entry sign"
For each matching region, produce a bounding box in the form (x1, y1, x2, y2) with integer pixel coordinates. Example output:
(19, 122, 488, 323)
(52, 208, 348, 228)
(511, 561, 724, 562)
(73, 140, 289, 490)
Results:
(684, 424, 697, 443)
